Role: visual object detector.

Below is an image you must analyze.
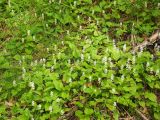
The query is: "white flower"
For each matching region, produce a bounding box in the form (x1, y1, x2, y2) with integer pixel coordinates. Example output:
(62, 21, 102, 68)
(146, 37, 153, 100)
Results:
(94, 89, 97, 92)
(32, 101, 35, 106)
(146, 62, 150, 67)
(113, 102, 117, 106)
(123, 44, 126, 52)
(120, 22, 122, 26)
(82, 46, 85, 53)
(60, 110, 64, 115)
(68, 59, 71, 64)
(76, 59, 80, 64)
(128, 65, 131, 70)
(47, 48, 49, 52)
(49, 106, 53, 112)
(61, 41, 64, 45)
(81, 54, 84, 61)
(156, 69, 159, 75)
(127, 58, 130, 64)
(22, 67, 26, 73)
(108, 57, 112, 62)
(121, 65, 124, 69)
(112, 88, 116, 93)
(34, 60, 38, 66)
(158, 3, 160, 7)
(54, 45, 57, 51)
(98, 78, 101, 83)
(19, 60, 22, 65)
(88, 17, 91, 22)
(110, 61, 113, 67)
(54, 59, 56, 64)
(79, 25, 82, 30)
(30, 62, 34, 66)
(13, 80, 16, 86)
(22, 56, 25, 61)
(132, 56, 136, 64)
(114, 1, 116, 6)
(138, 51, 142, 57)
(50, 91, 53, 97)
(42, 13, 44, 19)
(69, 78, 72, 82)
(33, 36, 36, 41)
(89, 40, 92, 44)
(35, 13, 37, 17)
(102, 56, 107, 63)
(151, 55, 154, 60)
(56, 98, 61, 102)
(46, 24, 48, 27)
(27, 30, 30, 36)
(4, 49, 7, 53)
(111, 74, 114, 81)
(121, 75, 124, 81)
(92, 10, 94, 15)
(140, 46, 143, 52)
(11, 10, 14, 14)
(59, 0, 61, 4)
(58, 52, 61, 59)
(40, 59, 43, 64)
(77, 15, 80, 20)
(43, 58, 46, 63)
(74, 1, 76, 6)
(43, 63, 46, 68)
(37, 104, 41, 110)
(88, 55, 91, 61)
(113, 43, 116, 49)
(84, 36, 88, 39)
(8, 0, 11, 7)
(105, 48, 108, 53)
(145, 2, 147, 8)
(126, 63, 129, 69)
(82, 72, 85, 76)
(96, 20, 99, 25)
(67, 30, 70, 35)
(22, 74, 25, 79)
(22, 38, 24, 43)
(55, 18, 57, 25)
(94, 61, 96, 66)
(70, 67, 73, 72)
(133, 68, 136, 73)
(29, 81, 35, 90)
(89, 76, 92, 81)
(102, 10, 105, 14)
(83, 85, 86, 90)
(104, 68, 107, 74)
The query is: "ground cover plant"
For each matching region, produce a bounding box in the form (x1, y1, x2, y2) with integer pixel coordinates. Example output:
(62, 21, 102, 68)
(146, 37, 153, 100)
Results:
(0, 0, 160, 119)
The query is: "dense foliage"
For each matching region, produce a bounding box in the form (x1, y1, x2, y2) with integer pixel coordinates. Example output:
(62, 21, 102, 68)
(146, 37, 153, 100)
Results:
(0, 0, 160, 119)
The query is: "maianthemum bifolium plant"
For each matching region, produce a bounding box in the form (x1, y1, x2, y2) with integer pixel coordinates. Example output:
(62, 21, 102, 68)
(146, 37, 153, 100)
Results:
(0, 0, 160, 120)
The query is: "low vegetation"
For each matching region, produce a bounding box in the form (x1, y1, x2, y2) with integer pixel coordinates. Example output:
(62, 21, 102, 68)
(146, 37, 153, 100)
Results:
(0, 0, 160, 119)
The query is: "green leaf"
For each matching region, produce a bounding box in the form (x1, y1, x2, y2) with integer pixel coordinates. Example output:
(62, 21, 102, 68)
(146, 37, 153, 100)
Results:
(0, 105, 6, 114)
(75, 110, 83, 118)
(113, 110, 119, 120)
(53, 80, 63, 91)
(145, 92, 157, 102)
(84, 108, 94, 115)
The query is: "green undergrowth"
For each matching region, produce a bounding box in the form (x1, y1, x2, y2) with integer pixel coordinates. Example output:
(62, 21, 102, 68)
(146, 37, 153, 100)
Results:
(0, 0, 160, 120)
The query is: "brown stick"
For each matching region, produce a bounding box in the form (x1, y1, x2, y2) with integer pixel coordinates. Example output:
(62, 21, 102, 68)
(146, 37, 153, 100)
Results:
(135, 109, 149, 120)
(132, 30, 160, 52)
